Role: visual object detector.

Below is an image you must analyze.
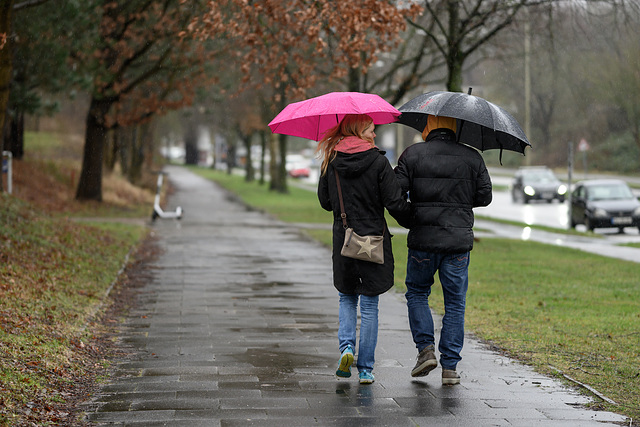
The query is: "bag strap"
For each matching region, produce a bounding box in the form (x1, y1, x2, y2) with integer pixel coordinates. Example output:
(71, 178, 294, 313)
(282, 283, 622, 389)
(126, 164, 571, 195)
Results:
(334, 168, 349, 229)
(333, 167, 386, 236)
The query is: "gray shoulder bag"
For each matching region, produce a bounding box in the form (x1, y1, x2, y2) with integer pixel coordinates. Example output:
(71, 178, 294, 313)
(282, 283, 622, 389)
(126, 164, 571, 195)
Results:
(334, 169, 384, 264)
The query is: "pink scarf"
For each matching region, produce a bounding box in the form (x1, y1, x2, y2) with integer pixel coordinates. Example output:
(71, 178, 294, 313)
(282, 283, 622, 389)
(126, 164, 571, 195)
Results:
(334, 136, 376, 154)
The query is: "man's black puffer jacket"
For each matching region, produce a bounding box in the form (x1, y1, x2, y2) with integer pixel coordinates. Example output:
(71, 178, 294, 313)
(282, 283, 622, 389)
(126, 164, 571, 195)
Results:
(318, 148, 410, 296)
(395, 129, 492, 254)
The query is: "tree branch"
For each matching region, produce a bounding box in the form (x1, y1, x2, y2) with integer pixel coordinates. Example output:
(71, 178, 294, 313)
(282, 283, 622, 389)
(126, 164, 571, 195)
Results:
(13, 0, 50, 11)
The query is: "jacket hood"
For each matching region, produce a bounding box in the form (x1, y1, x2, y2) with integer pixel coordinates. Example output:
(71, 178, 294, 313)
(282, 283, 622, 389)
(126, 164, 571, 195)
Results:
(332, 148, 383, 179)
(425, 128, 457, 142)
(422, 115, 457, 140)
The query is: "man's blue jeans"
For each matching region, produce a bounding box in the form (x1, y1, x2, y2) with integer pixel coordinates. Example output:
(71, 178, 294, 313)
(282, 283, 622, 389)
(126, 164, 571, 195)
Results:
(405, 249, 470, 370)
(338, 293, 379, 372)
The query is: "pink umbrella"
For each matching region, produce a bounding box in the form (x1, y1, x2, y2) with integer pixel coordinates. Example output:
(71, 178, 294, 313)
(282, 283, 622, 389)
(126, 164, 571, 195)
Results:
(268, 92, 401, 141)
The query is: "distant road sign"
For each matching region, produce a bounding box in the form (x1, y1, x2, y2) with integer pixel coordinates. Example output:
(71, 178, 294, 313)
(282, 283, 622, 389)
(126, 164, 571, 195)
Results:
(578, 138, 590, 152)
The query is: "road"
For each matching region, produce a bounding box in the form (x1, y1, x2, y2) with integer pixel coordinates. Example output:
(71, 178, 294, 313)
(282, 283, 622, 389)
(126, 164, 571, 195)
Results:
(296, 167, 640, 242)
(475, 189, 571, 228)
(476, 172, 640, 240)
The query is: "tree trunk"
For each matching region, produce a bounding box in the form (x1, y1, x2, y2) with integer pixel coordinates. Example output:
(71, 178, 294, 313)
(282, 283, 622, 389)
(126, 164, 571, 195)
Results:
(142, 121, 155, 172)
(348, 67, 361, 92)
(268, 133, 278, 191)
(633, 121, 640, 165)
(226, 143, 235, 175)
(241, 132, 254, 182)
(445, 1, 463, 93)
(128, 125, 144, 184)
(446, 58, 463, 93)
(184, 125, 198, 165)
(76, 96, 113, 201)
(259, 130, 266, 185)
(277, 133, 288, 193)
(0, 0, 14, 151)
(7, 111, 24, 159)
(269, 133, 287, 192)
(118, 127, 131, 177)
(105, 129, 118, 172)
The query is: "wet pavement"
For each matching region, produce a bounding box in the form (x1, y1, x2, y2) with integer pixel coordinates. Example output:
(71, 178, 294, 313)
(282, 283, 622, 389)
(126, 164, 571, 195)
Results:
(82, 165, 630, 426)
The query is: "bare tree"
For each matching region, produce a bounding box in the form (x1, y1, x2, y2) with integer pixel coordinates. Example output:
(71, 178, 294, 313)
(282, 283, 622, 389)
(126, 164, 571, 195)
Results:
(75, 0, 222, 201)
(481, 0, 640, 167)
(398, 0, 541, 93)
(187, 0, 419, 192)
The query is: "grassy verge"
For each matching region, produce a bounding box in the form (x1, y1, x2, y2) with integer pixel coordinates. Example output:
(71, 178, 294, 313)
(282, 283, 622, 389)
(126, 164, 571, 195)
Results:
(0, 195, 148, 426)
(14, 131, 157, 220)
(0, 130, 154, 426)
(475, 214, 601, 237)
(192, 166, 639, 423)
(621, 242, 640, 249)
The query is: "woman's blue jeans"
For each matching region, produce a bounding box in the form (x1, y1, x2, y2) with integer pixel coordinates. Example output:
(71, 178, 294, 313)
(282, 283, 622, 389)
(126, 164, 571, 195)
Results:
(338, 292, 379, 373)
(405, 249, 469, 370)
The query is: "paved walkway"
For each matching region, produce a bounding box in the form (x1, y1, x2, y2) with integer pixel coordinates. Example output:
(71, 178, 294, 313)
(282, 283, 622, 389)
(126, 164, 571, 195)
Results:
(82, 165, 628, 426)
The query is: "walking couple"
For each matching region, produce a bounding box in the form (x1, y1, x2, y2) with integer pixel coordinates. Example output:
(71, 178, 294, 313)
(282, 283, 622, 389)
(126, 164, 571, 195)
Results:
(317, 114, 492, 385)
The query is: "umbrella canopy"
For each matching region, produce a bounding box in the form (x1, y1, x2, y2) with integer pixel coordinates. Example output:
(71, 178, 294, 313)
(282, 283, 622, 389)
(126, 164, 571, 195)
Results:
(397, 90, 531, 154)
(268, 92, 401, 141)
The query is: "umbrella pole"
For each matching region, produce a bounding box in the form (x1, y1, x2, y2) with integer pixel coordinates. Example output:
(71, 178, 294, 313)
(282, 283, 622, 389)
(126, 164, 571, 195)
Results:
(457, 120, 465, 143)
(456, 88, 472, 144)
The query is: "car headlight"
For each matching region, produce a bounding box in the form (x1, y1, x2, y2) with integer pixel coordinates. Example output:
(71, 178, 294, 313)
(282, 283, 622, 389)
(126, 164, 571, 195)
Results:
(557, 185, 567, 195)
(634, 206, 640, 216)
(524, 185, 536, 196)
(593, 208, 609, 218)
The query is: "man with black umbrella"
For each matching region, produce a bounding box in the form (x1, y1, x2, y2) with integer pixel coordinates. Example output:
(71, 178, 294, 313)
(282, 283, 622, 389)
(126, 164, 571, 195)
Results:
(394, 115, 492, 385)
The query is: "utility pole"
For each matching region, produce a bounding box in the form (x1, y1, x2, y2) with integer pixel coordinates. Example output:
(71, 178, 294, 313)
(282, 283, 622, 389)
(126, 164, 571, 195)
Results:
(567, 142, 574, 229)
(524, 15, 532, 166)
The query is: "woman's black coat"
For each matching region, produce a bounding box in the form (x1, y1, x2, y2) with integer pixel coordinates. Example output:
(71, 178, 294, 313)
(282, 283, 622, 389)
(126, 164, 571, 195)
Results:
(318, 149, 410, 296)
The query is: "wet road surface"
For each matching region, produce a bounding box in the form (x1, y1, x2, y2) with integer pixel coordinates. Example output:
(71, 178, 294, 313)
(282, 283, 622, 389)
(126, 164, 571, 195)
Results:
(82, 165, 629, 426)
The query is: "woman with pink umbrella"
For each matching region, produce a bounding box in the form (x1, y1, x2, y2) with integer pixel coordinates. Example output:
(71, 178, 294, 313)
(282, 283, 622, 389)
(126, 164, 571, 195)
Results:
(316, 113, 410, 384)
(271, 92, 410, 384)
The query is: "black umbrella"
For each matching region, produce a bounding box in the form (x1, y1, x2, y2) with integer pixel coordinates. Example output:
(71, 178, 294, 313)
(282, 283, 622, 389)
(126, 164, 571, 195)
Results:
(397, 89, 531, 155)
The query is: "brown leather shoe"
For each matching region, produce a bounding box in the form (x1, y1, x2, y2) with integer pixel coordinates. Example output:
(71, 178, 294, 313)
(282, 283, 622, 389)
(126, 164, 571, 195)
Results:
(411, 345, 437, 377)
(442, 368, 460, 385)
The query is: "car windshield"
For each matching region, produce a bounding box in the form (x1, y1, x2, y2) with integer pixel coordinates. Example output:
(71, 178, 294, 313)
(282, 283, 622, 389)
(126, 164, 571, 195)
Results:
(522, 171, 557, 184)
(587, 183, 634, 201)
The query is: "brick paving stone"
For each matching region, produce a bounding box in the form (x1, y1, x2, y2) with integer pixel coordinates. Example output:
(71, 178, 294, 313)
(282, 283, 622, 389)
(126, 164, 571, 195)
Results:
(82, 165, 629, 426)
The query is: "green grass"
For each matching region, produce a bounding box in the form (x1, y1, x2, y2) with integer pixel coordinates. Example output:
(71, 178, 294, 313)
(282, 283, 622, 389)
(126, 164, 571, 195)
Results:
(24, 131, 70, 158)
(193, 166, 640, 423)
(1, 129, 156, 425)
(466, 239, 640, 413)
(0, 194, 148, 425)
(620, 242, 640, 249)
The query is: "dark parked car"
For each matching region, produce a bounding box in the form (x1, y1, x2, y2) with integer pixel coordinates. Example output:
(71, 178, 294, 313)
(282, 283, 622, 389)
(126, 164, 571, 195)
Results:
(511, 166, 567, 203)
(569, 179, 640, 232)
